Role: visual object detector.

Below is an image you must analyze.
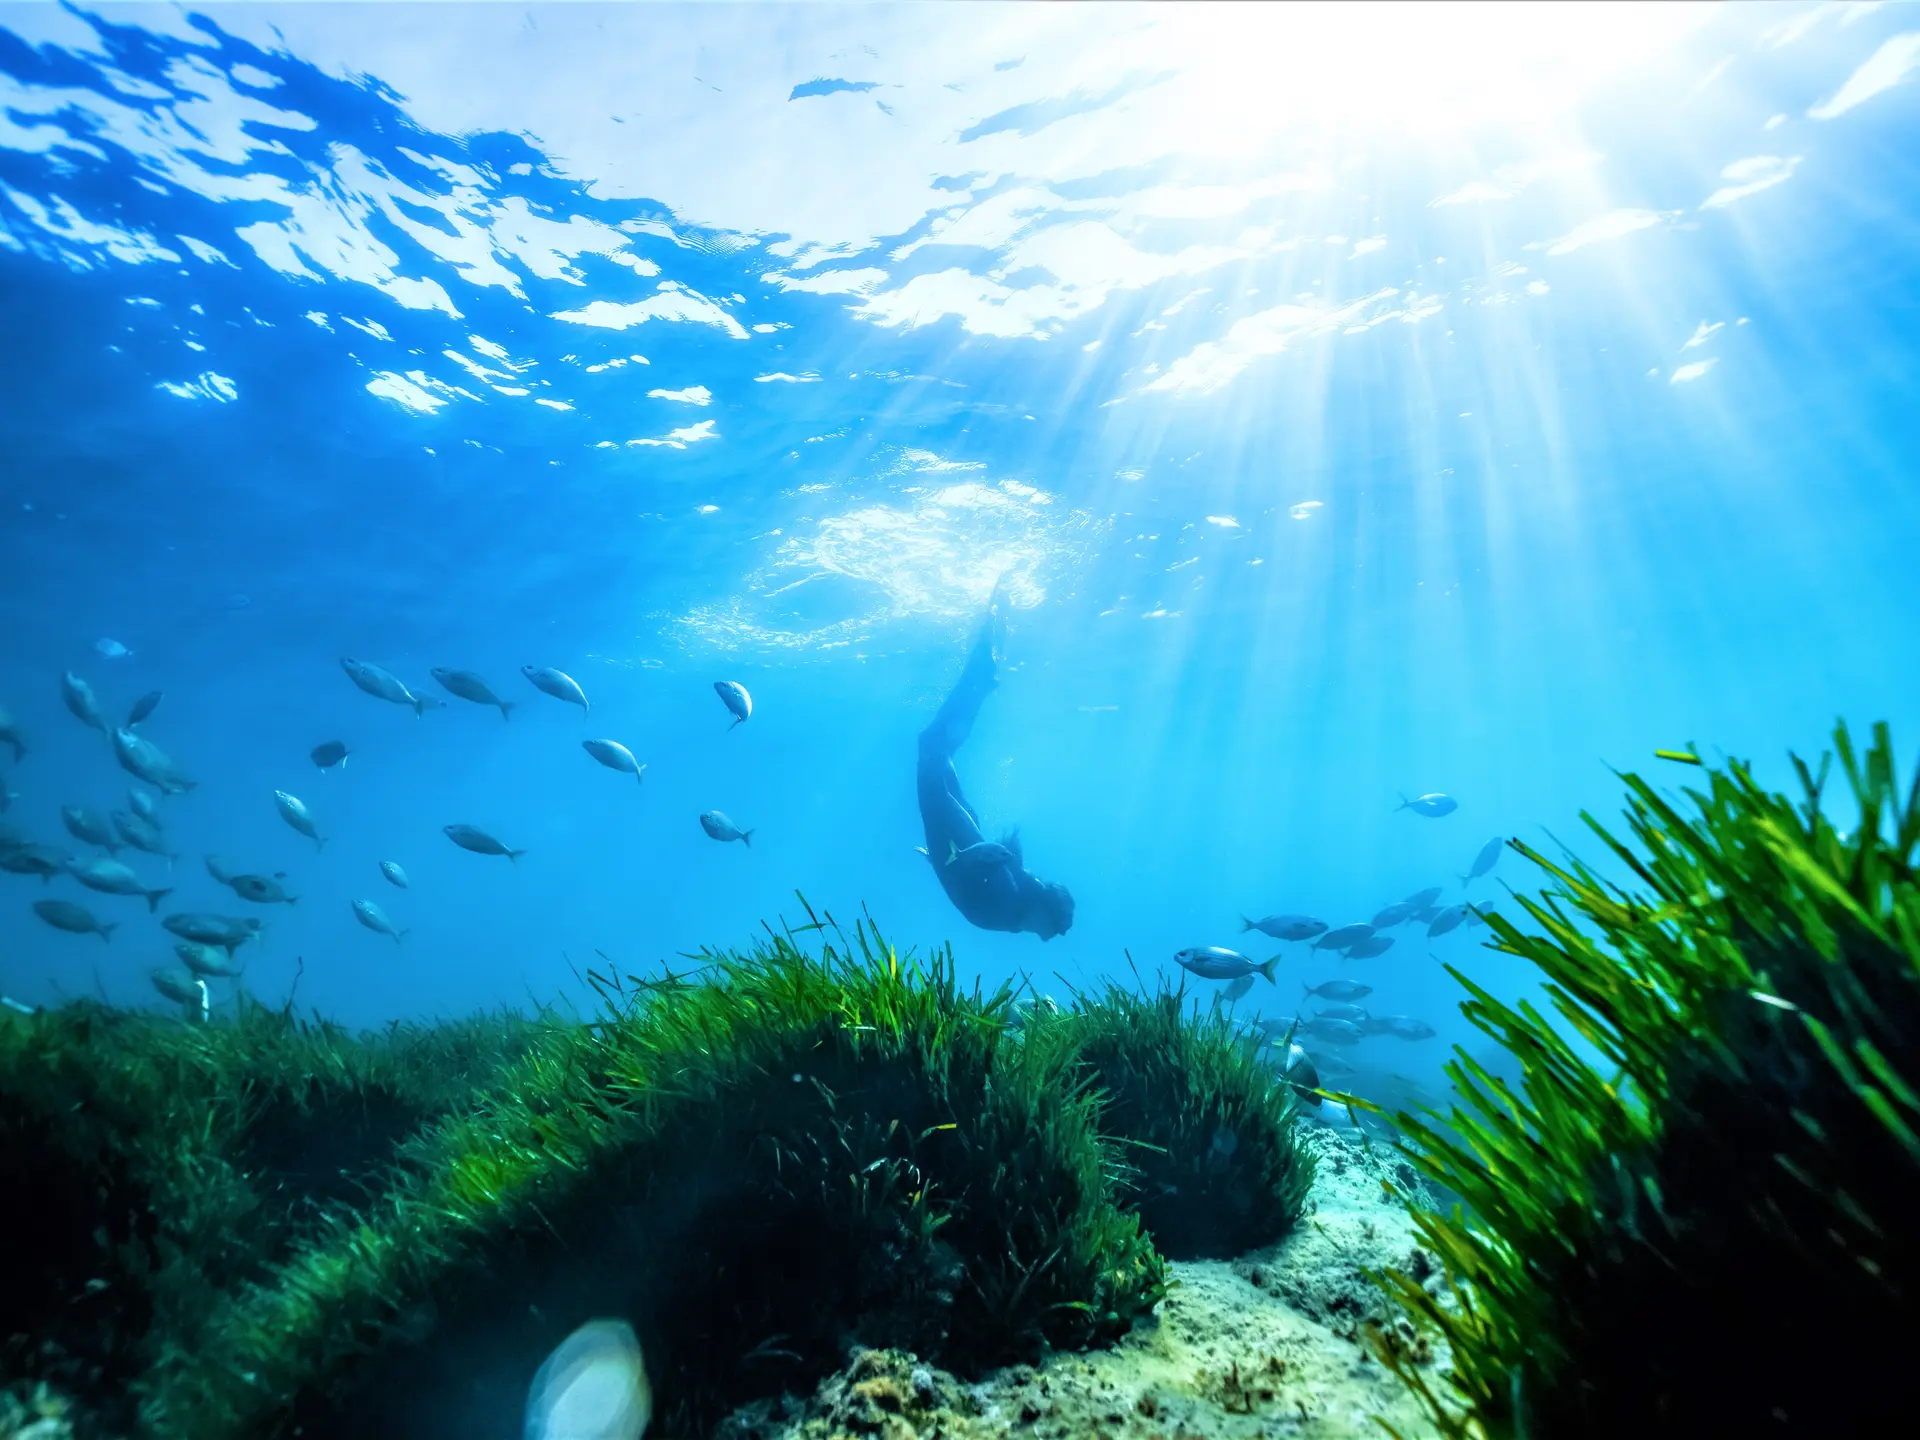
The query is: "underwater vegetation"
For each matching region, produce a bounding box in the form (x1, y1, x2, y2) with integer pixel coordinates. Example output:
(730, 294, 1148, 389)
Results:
(2, 905, 1311, 1439)
(1370, 722, 1920, 1438)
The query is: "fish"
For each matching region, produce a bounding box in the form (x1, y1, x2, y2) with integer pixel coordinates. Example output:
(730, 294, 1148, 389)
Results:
(699, 811, 753, 847)
(61, 805, 120, 853)
(1280, 1042, 1322, 1108)
(352, 898, 406, 942)
(714, 680, 752, 729)
(128, 789, 162, 824)
(1303, 979, 1373, 1002)
(444, 824, 524, 861)
(582, 739, 646, 783)
(112, 810, 173, 861)
(231, 873, 297, 905)
(1397, 792, 1458, 818)
(380, 860, 408, 888)
(1300, 1016, 1364, 1045)
(67, 857, 172, 912)
(111, 727, 195, 793)
(33, 898, 115, 941)
(161, 912, 262, 954)
(1312, 922, 1376, 952)
(176, 941, 244, 978)
(431, 667, 515, 721)
(523, 666, 590, 715)
(1242, 913, 1328, 942)
(1427, 904, 1469, 938)
(274, 791, 325, 849)
(150, 965, 208, 1013)
(1371, 902, 1415, 929)
(1461, 836, 1504, 885)
(1362, 1014, 1438, 1040)
(946, 839, 1012, 869)
(1403, 886, 1443, 909)
(62, 672, 108, 732)
(523, 1318, 652, 1440)
(0, 842, 69, 882)
(94, 638, 132, 660)
(204, 853, 234, 886)
(0, 704, 24, 761)
(126, 690, 163, 727)
(310, 740, 350, 770)
(341, 657, 429, 716)
(1173, 946, 1279, 982)
(1465, 903, 1494, 928)
(1346, 935, 1397, 960)
(1314, 1003, 1371, 1022)
(1221, 974, 1257, 1002)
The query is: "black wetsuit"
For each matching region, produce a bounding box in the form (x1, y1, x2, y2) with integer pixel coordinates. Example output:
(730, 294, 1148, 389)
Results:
(917, 598, 1074, 941)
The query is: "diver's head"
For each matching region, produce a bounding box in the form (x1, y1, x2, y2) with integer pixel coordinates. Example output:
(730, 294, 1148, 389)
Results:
(1026, 880, 1075, 941)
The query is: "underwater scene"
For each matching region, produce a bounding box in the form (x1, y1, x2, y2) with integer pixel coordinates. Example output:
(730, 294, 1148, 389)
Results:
(2, 2, 1918, 1436)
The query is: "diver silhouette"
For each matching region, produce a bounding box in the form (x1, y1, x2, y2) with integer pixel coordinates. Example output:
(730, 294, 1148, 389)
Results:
(917, 585, 1075, 941)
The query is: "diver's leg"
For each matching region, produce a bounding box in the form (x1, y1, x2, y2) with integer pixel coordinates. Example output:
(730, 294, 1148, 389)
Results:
(921, 589, 1006, 759)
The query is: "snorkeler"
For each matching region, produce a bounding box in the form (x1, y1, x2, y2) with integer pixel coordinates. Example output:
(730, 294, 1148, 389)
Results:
(917, 583, 1075, 941)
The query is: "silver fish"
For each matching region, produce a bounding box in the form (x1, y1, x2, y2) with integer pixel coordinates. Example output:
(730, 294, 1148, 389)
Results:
(150, 965, 208, 1015)
(582, 739, 646, 783)
(1314, 1003, 1370, 1022)
(1404, 886, 1443, 909)
(274, 791, 325, 849)
(0, 841, 68, 882)
(523, 666, 589, 715)
(1300, 1016, 1364, 1044)
(177, 940, 244, 978)
(946, 839, 1011, 870)
(310, 740, 350, 770)
(1221, 974, 1256, 1003)
(1173, 946, 1277, 982)
(1346, 935, 1396, 959)
(231, 873, 297, 905)
(126, 690, 163, 727)
(1427, 904, 1469, 938)
(1371, 902, 1415, 929)
(112, 809, 173, 860)
(1281, 1042, 1322, 1108)
(1363, 1014, 1438, 1041)
(67, 857, 172, 912)
(444, 824, 524, 861)
(111, 727, 196, 793)
(1242, 913, 1327, 942)
(714, 680, 752, 729)
(1302, 979, 1373, 1001)
(62, 805, 120, 853)
(352, 898, 406, 942)
(380, 860, 408, 888)
(1462, 836, 1504, 885)
(204, 853, 234, 886)
(128, 789, 162, 824)
(1397, 792, 1458, 818)
(524, 1318, 652, 1440)
(699, 810, 752, 846)
(341, 657, 428, 716)
(432, 667, 515, 721)
(162, 912, 261, 954)
(1312, 922, 1376, 952)
(34, 898, 115, 941)
(61, 672, 107, 732)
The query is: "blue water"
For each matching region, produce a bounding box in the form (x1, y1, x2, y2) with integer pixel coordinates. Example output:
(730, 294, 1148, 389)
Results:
(2, 2, 1917, 1114)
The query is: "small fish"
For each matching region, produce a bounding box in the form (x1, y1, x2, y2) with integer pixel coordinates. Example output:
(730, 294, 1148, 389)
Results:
(379, 860, 408, 888)
(231, 873, 297, 905)
(310, 740, 350, 770)
(1427, 904, 1469, 938)
(444, 824, 524, 861)
(523, 666, 590, 715)
(162, 912, 262, 954)
(1300, 1016, 1363, 1044)
(1314, 1003, 1371, 1022)
(1465, 903, 1494, 928)
(204, 853, 234, 886)
(67, 857, 172, 912)
(1312, 922, 1376, 952)
(946, 839, 1012, 869)
(62, 672, 108, 733)
(1397, 792, 1458, 818)
(1302, 979, 1373, 1002)
(699, 810, 753, 847)
(112, 810, 173, 860)
(274, 791, 325, 849)
(34, 898, 115, 941)
(1461, 836, 1504, 886)
(1382, 1016, 1437, 1040)
(1281, 1042, 1322, 1108)
(431, 667, 515, 721)
(150, 965, 207, 1011)
(1242, 913, 1328, 942)
(1346, 935, 1396, 960)
(714, 680, 752, 729)
(126, 690, 163, 727)
(524, 1318, 652, 1440)
(93, 638, 132, 660)
(0, 703, 24, 761)
(582, 739, 646, 784)
(341, 657, 429, 716)
(1370, 902, 1415, 929)
(111, 727, 195, 793)
(0, 842, 69, 882)
(62, 805, 120, 853)
(1220, 974, 1256, 1003)
(1403, 886, 1443, 909)
(1409, 904, 1442, 923)
(1173, 946, 1278, 982)
(128, 789, 162, 824)
(352, 898, 406, 942)
(176, 940, 244, 978)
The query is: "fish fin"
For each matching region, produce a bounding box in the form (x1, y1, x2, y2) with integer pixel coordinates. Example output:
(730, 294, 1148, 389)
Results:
(99, 922, 118, 942)
(583, 699, 590, 716)
(1396, 792, 1409, 810)
(636, 764, 647, 786)
(146, 888, 173, 915)
(499, 701, 515, 722)
(395, 929, 408, 944)
(912, 845, 929, 857)
(741, 829, 753, 849)
(315, 837, 327, 852)
(729, 716, 744, 730)
(1241, 915, 1255, 932)
(1260, 957, 1279, 984)
(507, 849, 524, 863)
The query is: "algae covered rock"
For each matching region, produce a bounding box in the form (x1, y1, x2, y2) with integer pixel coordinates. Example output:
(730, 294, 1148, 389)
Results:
(1373, 723, 1920, 1438)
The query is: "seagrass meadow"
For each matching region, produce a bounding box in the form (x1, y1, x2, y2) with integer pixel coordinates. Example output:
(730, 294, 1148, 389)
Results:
(0, 905, 1315, 1440)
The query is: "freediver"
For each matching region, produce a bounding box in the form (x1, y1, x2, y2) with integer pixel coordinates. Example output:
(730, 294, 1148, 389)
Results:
(917, 585, 1075, 941)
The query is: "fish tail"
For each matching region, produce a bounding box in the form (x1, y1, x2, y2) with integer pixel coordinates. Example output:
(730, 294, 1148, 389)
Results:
(741, 830, 754, 849)
(1240, 915, 1254, 932)
(729, 716, 744, 731)
(636, 765, 648, 786)
(146, 888, 173, 914)
(582, 699, 590, 716)
(508, 849, 525, 863)
(395, 929, 409, 944)
(99, 922, 118, 942)
(1259, 957, 1279, 984)
(499, 701, 515, 722)
(316, 836, 328, 852)
(1396, 792, 1409, 810)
